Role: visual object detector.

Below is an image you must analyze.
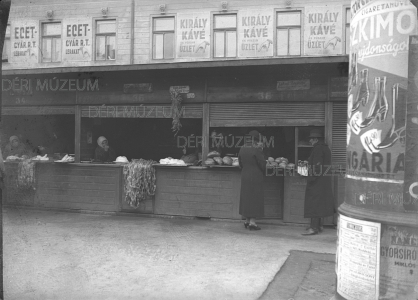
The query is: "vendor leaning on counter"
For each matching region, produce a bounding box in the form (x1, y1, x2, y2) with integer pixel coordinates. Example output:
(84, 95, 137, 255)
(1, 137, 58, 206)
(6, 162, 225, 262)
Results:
(36, 132, 71, 156)
(3, 135, 31, 158)
(94, 136, 116, 162)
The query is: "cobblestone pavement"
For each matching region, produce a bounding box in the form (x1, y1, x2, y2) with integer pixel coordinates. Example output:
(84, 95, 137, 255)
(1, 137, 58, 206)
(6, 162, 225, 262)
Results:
(4, 207, 337, 300)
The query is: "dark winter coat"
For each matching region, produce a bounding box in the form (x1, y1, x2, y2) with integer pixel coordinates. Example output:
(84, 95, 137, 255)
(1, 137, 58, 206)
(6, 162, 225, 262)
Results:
(94, 146, 116, 162)
(238, 144, 266, 219)
(304, 141, 335, 218)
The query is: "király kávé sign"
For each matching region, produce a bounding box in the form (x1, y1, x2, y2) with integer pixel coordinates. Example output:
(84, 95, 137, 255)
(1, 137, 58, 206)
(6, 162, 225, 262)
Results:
(304, 6, 343, 56)
(176, 12, 210, 59)
(62, 18, 92, 61)
(238, 10, 274, 57)
(10, 20, 39, 64)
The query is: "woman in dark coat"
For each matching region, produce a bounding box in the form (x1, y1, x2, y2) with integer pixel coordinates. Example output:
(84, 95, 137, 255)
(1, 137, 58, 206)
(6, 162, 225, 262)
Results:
(238, 130, 266, 231)
(302, 129, 335, 235)
(94, 136, 116, 162)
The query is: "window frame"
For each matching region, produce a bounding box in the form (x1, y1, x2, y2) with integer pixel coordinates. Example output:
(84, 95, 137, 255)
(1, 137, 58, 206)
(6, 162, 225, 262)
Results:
(212, 13, 237, 59)
(41, 21, 62, 63)
(151, 16, 175, 60)
(2, 24, 10, 63)
(94, 19, 117, 61)
(344, 7, 351, 55)
(275, 9, 302, 57)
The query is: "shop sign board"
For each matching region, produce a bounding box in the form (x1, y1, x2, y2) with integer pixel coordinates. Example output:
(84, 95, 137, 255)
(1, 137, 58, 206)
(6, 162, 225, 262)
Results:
(10, 20, 39, 64)
(176, 12, 211, 59)
(62, 18, 92, 62)
(123, 83, 153, 94)
(276, 79, 310, 91)
(304, 6, 343, 56)
(379, 224, 418, 299)
(237, 10, 274, 58)
(329, 77, 348, 98)
(170, 86, 190, 93)
(346, 1, 417, 184)
(337, 215, 381, 300)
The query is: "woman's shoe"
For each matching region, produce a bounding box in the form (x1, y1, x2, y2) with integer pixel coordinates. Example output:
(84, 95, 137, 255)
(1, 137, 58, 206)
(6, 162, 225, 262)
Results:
(244, 222, 249, 229)
(249, 224, 261, 231)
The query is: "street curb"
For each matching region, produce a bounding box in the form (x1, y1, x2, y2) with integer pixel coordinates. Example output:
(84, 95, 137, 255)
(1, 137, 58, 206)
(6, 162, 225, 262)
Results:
(3, 204, 338, 229)
(3, 205, 337, 230)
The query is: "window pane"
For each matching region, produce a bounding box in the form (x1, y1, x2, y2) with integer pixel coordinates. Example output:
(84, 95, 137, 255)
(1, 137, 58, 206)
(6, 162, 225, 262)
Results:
(277, 11, 300, 26)
(276, 29, 288, 55)
(97, 20, 116, 34)
(153, 33, 164, 59)
(42, 38, 52, 62)
(226, 31, 236, 57)
(345, 26, 350, 54)
(154, 18, 174, 31)
(43, 23, 61, 36)
(346, 9, 351, 23)
(214, 15, 236, 29)
(214, 31, 225, 57)
(2, 39, 10, 61)
(52, 38, 61, 62)
(289, 28, 300, 55)
(96, 35, 106, 60)
(163, 32, 174, 59)
(106, 36, 116, 59)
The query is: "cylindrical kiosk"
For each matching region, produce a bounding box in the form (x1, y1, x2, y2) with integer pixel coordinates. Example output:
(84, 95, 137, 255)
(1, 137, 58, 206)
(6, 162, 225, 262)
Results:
(335, 1, 418, 299)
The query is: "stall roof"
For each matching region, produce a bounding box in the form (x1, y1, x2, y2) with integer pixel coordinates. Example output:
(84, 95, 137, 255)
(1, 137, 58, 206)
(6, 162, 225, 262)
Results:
(2, 56, 349, 76)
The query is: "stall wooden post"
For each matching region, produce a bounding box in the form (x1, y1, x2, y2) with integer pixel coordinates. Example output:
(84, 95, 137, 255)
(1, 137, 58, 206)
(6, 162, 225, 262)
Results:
(202, 83, 209, 163)
(75, 105, 81, 163)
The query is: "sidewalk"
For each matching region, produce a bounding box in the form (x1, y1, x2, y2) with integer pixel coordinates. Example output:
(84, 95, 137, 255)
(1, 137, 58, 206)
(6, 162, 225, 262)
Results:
(4, 207, 337, 300)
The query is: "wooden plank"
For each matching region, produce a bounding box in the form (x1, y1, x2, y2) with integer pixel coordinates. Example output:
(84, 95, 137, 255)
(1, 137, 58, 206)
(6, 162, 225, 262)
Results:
(210, 119, 325, 127)
(3, 56, 349, 76)
(2, 106, 75, 115)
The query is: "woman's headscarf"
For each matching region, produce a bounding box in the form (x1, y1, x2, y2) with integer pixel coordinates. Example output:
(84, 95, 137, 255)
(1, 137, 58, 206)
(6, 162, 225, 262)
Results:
(97, 136, 108, 148)
(9, 135, 19, 143)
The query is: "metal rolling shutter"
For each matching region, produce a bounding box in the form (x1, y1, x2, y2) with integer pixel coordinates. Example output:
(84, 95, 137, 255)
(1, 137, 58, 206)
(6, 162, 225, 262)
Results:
(209, 102, 325, 127)
(332, 102, 348, 169)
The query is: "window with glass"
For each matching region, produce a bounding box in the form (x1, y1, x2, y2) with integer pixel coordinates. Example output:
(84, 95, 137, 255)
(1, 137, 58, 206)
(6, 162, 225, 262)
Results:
(213, 14, 237, 58)
(276, 11, 301, 56)
(345, 8, 351, 55)
(152, 17, 175, 59)
(42, 23, 62, 62)
(96, 20, 116, 61)
(2, 25, 10, 62)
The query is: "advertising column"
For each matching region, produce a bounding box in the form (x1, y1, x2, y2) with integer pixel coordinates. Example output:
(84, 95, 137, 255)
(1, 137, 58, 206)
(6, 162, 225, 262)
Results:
(336, 1, 418, 299)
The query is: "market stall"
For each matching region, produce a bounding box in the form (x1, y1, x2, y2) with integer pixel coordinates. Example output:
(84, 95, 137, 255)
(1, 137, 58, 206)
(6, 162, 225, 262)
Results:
(2, 66, 347, 224)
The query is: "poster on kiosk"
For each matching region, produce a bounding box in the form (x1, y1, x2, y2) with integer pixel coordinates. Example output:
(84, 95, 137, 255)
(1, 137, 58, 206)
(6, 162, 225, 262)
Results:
(338, 0, 418, 299)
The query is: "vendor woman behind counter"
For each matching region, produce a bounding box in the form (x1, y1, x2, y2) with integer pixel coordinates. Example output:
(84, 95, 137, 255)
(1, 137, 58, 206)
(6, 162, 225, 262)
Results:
(3, 136, 31, 158)
(94, 136, 116, 162)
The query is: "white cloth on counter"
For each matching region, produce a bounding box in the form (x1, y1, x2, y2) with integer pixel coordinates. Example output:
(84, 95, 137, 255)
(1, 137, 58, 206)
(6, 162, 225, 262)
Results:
(159, 157, 187, 165)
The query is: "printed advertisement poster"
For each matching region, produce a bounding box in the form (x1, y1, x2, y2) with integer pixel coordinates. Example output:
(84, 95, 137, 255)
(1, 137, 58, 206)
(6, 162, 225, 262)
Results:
(304, 6, 343, 56)
(404, 36, 418, 212)
(238, 10, 274, 58)
(379, 224, 418, 299)
(176, 12, 211, 59)
(62, 19, 92, 62)
(346, 1, 417, 183)
(10, 20, 39, 64)
(337, 215, 381, 300)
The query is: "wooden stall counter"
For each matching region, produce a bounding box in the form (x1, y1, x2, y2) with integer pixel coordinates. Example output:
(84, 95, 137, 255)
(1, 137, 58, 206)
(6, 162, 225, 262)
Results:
(4, 161, 123, 212)
(153, 165, 283, 220)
